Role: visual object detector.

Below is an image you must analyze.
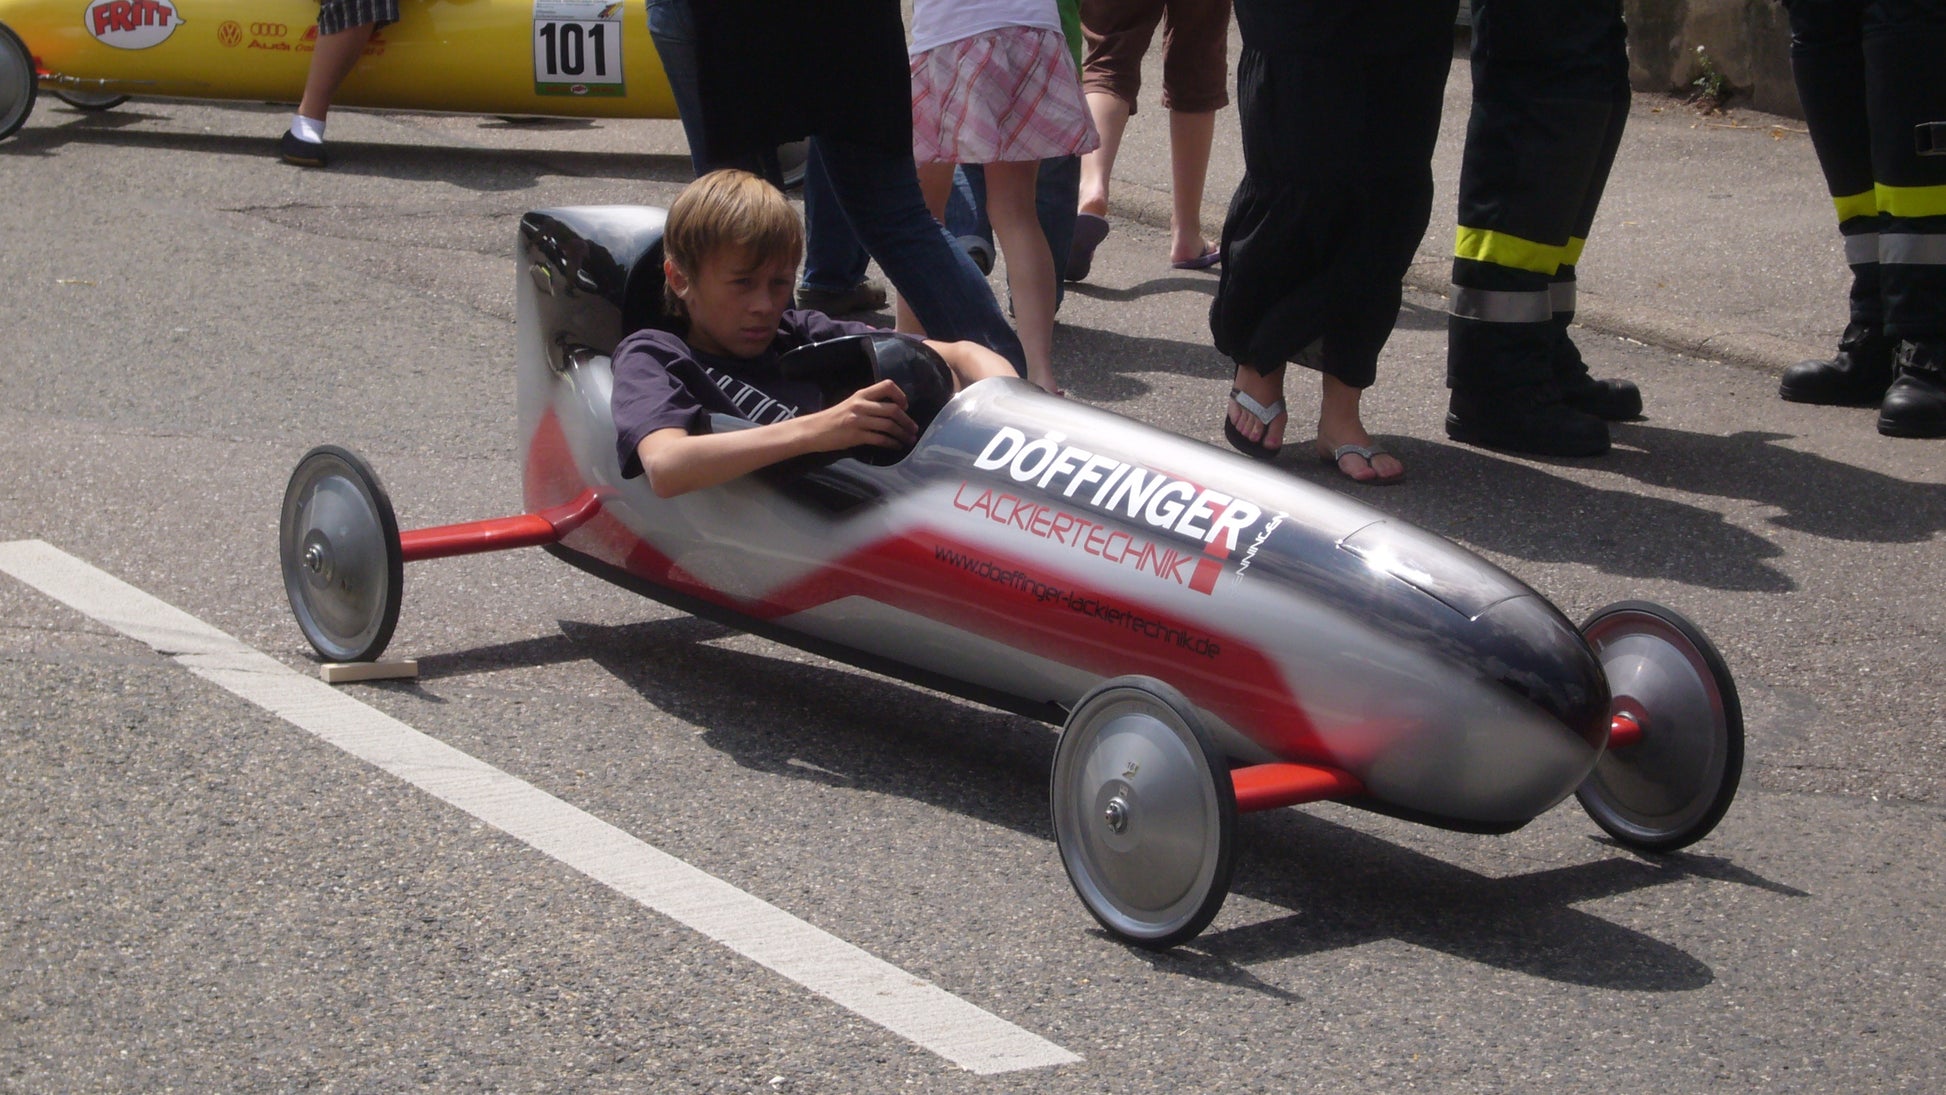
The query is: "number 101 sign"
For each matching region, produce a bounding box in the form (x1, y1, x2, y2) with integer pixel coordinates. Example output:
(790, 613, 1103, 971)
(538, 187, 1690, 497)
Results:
(533, 1, 626, 97)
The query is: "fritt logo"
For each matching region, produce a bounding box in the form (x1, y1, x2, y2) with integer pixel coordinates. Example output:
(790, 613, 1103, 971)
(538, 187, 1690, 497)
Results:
(250, 22, 286, 37)
(85, 0, 184, 50)
(217, 19, 240, 46)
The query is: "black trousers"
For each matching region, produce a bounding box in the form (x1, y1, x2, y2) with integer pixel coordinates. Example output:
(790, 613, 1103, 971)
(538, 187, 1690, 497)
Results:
(1785, 0, 1946, 341)
(1210, 0, 1458, 388)
(1446, 0, 1629, 391)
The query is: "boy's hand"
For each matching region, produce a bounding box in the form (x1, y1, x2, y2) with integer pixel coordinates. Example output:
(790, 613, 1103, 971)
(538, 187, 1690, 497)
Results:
(803, 378, 919, 452)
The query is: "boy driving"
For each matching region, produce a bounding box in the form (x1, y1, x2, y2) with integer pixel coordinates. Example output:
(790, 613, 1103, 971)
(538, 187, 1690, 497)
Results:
(612, 169, 1018, 497)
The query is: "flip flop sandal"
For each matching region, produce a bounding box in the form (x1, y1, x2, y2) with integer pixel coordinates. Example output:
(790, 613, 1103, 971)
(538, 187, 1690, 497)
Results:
(1170, 244, 1222, 270)
(1223, 388, 1285, 462)
(1320, 443, 1405, 485)
(1066, 212, 1110, 282)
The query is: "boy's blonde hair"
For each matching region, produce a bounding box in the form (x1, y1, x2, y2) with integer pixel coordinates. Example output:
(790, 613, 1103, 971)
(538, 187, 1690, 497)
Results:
(662, 169, 805, 316)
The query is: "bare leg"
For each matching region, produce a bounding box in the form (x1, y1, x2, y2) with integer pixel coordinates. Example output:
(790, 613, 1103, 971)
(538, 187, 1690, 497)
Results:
(1077, 92, 1131, 217)
(1167, 109, 1217, 264)
(296, 23, 376, 122)
(1316, 375, 1404, 481)
(1228, 363, 1288, 451)
(985, 160, 1059, 393)
(896, 161, 958, 337)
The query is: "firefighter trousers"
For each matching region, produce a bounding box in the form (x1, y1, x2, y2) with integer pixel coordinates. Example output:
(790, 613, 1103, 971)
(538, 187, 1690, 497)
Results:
(1447, 0, 1630, 392)
(1785, 0, 1946, 342)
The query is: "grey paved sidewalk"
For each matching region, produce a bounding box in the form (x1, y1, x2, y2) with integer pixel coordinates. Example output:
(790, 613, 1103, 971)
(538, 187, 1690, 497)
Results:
(1092, 32, 1846, 376)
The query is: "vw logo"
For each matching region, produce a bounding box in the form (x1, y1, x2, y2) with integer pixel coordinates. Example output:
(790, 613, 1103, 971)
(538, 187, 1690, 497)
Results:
(217, 20, 242, 47)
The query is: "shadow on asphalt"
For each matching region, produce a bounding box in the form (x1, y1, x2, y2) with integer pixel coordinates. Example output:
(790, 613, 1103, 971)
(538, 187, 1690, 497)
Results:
(1351, 438, 1795, 592)
(3, 110, 691, 192)
(1603, 425, 1946, 545)
(412, 615, 1804, 999)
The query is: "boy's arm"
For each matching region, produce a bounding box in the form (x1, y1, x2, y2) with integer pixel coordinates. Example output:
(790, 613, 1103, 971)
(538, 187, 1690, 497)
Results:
(637, 379, 919, 497)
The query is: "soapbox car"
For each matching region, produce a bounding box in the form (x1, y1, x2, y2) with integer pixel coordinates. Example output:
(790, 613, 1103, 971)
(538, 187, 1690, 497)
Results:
(0, 0, 677, 142)
(278, 205, 1744, 949)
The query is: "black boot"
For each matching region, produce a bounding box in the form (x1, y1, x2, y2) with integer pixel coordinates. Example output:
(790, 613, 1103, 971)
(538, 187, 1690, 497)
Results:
(1552, 328, 1642, 420)
(1877, 341, 1946, 438)
(1780, 322, 1895, 406)
(1447, 382, 1610, 457)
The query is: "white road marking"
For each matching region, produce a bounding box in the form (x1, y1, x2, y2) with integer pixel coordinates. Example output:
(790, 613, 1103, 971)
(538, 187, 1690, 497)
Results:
(0, 539, 1081, 1075)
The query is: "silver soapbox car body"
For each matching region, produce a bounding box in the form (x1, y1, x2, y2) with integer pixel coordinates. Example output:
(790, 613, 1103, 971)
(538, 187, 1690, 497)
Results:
(280, 206, 1744, 948)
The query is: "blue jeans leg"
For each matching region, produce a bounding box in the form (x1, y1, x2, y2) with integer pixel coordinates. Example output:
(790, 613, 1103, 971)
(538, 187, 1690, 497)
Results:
(1037, 154, 1081, 309)
(799, 141, 873, 294)
(645, 0, 708, 177)
(815, 139, 1027, 371)
(945, 166, 990, 244)
(950, 157, 1082, 312)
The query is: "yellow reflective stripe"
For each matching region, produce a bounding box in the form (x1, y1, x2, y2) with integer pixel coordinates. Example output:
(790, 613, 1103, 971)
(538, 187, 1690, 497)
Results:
(1833, 190, 1878, 223)
(1876, 182, 1946, 219)
(1562, 236, 1587, 267)
(1454, 227, 1565, 275)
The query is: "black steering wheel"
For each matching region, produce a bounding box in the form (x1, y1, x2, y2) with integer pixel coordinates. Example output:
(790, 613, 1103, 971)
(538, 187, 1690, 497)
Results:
(778, 333, 955, 465)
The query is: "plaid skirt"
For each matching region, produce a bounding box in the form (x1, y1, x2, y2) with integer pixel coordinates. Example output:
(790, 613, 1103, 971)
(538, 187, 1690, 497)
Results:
(911, 26, 1100, 164)
(318, 0, 400, 36)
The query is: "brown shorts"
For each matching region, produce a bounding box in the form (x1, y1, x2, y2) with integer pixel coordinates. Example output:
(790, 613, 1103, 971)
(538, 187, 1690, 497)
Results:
(1080, 0, 1233, 114)
(318, 0, 399, 37)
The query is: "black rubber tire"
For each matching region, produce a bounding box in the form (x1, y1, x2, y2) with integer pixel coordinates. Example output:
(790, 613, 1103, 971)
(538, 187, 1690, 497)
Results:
(1575, 601, 1743, 852)
(1051, 676, 1236, 949)
(0, 23, 37, 141)
(53, 89, 129, 111)
(280, 446, 404, 664)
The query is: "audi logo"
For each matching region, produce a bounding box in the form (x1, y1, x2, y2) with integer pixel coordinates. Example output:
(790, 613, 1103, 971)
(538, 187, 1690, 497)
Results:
(250, 22, 286, 36)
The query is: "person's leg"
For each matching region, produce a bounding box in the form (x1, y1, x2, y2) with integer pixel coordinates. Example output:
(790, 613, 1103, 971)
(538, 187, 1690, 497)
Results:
(898, 161, 961, 335)
(1166, 109, 1218, 263)
(282, 10, 379, 164)
(1037, 154, 1081, 306)
(645, 0, 710, 177)
(1156, 0, 1232, 265)
(1309, 2, 1452, 481)
(1780, 0, 1892, 404)
(1445, 0, 1618, 457)
(944, 165, 996, 274)
(1077, 93, 1132, 218)
(815, 137, 1026, 368)
(296, 20, 375, 125)
(797, 140, 879, 312)
(986, 160, 1060, 392)
(1865, 0, 1946, 436)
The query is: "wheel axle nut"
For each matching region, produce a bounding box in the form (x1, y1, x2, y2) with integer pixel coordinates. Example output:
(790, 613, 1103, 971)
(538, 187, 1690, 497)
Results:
(1104, 795, 1129, 833)
(303, 544, 325, 573)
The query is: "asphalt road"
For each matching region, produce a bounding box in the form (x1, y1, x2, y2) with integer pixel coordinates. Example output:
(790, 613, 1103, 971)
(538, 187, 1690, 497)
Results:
(4, 98, 1945, 1093)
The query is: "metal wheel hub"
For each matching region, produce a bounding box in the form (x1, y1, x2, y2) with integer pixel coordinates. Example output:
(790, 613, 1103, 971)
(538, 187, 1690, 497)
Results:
(1051, 678, 1236, 949)
(280, 447, 403, 664)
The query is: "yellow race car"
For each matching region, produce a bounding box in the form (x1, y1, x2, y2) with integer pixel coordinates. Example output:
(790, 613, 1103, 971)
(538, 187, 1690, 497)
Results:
(0, 0, 678, 140)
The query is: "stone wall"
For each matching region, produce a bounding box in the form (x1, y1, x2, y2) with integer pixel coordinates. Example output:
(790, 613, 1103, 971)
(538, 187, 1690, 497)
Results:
(1625, 0, 1800, 117)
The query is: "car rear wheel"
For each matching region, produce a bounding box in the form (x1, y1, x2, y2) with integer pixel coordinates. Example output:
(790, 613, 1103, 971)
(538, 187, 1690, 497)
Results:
(0, 23, 37, 141)
(53, 89, 129, 111)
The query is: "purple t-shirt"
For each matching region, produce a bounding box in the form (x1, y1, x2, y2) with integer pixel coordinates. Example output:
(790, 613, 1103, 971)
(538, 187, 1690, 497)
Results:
(611, 310, 882, 478)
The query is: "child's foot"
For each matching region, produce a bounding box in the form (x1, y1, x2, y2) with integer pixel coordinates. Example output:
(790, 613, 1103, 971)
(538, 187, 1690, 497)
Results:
(1170, 238, 1222, 270)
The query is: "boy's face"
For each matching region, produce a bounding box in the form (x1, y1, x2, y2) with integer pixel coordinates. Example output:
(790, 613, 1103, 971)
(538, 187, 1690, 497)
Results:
(668, 246, 799, 359)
